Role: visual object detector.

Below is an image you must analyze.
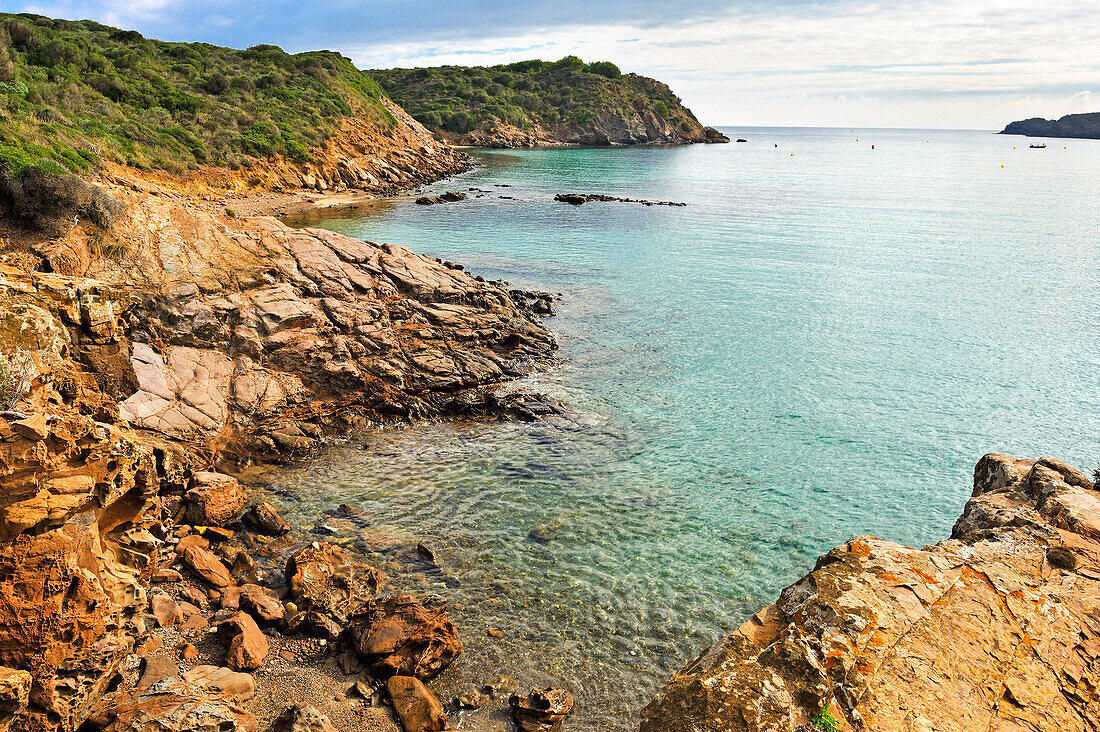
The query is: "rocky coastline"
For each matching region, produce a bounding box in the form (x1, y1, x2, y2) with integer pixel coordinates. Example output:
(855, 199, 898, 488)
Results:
(0, 121, 567, 731)
(641, 454, 1100, 731)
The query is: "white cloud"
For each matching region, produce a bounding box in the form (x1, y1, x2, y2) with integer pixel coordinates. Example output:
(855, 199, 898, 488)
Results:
(345, 0, 1100, 128)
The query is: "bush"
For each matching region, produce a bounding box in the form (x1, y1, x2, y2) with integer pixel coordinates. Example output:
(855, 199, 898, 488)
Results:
(652, 100, 669, 118)
(0, 166, 124, 234)
(585, 61, 621, 78)
(811, 708, 841, 732)
(202, 73, 229, 94)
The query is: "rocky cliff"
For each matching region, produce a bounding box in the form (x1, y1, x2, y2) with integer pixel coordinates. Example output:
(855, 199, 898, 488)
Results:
(642, 454, 1100, 731)
(1000, 112, 1100, 139)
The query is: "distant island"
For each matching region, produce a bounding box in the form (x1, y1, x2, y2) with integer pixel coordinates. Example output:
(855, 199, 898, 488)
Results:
(999, 112, 1100, 139)
(370, 58, 729, 147)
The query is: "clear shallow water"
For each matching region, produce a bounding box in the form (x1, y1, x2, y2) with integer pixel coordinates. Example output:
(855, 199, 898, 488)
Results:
(271, 128, 1100, 730)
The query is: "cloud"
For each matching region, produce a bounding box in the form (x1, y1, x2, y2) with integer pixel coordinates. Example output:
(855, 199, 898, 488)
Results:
(1, 0, 1097, 128)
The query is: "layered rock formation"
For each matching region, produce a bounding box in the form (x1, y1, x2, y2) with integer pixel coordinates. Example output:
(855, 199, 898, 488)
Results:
(0, 158, 557, 729)
(642, 454, 1100, 731)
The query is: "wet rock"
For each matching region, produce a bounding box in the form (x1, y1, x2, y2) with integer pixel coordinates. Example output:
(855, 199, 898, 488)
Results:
(415, 191, 466, 205)
(456, 690, 489, 709)
(242, 501, 291, 535)
(704, 126, 731, 143)
(349, 594, 461, 680)
(509, 688, 574, 732)
(285, 542, 387, 622)
(271, 704, 338, 732)
(217, 611, 268, 671)
(554, 192, 686, 207)
(184, 472, 246, 527)
(386, 675, 447, 732)
(182, 545, 234, 588)
(482, 674, 517, 697)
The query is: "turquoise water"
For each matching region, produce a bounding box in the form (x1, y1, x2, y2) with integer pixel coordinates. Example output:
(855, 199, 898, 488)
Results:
(271, 128, 1100, 730)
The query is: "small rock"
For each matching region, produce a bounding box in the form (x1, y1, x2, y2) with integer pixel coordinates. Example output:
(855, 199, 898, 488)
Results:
(386, 675, 447, 732)
(153, 568, 184, 583)
(336, 650, 363, 675)
(456, 691, 489, 709)
(238, 584, 285, 624)
(185, 472, 247, 527)
(178, 642, 199, 660)
(486, 627, 503, 638)
(137, 652, 176, 689)
(181, 586, 208, 608)
(175, 534, 210, 555)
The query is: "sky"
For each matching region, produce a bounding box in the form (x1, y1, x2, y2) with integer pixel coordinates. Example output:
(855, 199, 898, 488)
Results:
(2, 0, 1098, 129)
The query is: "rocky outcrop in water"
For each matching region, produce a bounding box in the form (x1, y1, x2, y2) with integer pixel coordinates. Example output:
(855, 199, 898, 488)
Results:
(555, 193, 687, 207)
(1000, 112, 1100, 139)
(642, 454, 1100, 731)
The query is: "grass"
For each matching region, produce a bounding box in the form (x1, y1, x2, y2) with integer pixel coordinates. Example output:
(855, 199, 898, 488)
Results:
(370, 56, 699, 136)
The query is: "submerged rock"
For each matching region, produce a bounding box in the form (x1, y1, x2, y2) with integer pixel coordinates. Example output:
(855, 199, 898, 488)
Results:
(509, 687, 575, 732)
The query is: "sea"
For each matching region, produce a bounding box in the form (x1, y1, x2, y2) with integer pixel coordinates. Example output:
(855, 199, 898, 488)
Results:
(270, 127, 1100, 730)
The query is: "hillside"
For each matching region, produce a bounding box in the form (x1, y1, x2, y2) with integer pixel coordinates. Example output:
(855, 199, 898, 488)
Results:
(0, 13, 469, 233)
(1000, 112, 1100, 139)
(370, 57, 729, 147)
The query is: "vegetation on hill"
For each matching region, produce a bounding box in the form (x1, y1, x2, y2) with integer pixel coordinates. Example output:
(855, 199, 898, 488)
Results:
(0, 12, 391, 181)
(370, 56, 704, 141)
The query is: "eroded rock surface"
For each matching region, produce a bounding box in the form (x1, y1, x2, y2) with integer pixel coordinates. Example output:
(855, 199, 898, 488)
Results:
(641, 454, 1100, 731)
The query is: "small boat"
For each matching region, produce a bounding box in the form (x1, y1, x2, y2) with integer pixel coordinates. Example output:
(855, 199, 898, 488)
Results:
(1029, 143, 1047, 148)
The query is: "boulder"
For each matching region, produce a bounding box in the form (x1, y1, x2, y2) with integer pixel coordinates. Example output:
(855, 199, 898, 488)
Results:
(509, 688, 574, 732)
(87, 676, 255, 732)
(280, 609, 340, 640)
(182, 665, 256, 700)
(236, 584, 284, 624)
(349, 594, 461, 680)
(386, 675, 447, 732)
(150, 592, 183, 627)
(182, 545, 233, 588)
(184, 472, 246, 526)
(285, 542, 386, 622)
(242, 501, 291, 535)
(217, 611, 268, 671)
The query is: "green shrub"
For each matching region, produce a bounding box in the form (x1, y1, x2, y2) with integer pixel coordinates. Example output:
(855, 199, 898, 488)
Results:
(652, 100, 669, 118)
(585, 61, 621, 78)
(811, 708, 841, 732)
